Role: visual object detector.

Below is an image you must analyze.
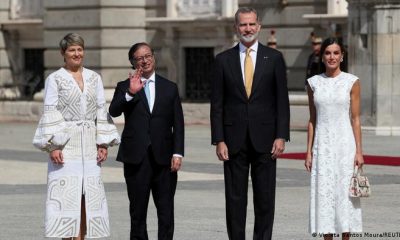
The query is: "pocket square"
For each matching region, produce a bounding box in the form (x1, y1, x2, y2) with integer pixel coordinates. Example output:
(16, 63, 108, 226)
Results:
(264, 56, 268, 59)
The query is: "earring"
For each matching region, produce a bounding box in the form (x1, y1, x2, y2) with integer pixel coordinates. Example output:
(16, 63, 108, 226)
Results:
(340, 58, 343, 62)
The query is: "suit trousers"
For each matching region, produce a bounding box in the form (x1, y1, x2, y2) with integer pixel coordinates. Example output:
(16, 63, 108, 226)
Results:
(223, 134, 277, 240)
(124, 146, 177, 240)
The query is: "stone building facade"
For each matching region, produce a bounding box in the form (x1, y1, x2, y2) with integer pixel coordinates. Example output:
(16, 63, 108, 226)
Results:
(0, 0, 332, 97)
(347, 0, 400, 135)
(0, 0, 398, 135)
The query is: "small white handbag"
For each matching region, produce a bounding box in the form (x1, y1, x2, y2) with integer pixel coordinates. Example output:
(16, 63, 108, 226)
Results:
(349, 166, 371, 198)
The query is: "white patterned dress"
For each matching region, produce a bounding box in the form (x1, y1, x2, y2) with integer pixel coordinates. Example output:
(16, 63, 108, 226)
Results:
(33, 67, 120, 238)
(307, 72, 362, 234)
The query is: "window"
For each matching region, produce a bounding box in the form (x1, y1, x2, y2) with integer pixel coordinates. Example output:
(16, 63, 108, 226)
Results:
(24, 48, 44, 98)
(185, 47, 214, 102)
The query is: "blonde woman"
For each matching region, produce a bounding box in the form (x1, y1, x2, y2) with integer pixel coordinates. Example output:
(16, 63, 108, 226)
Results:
(33, 33, 120, 239)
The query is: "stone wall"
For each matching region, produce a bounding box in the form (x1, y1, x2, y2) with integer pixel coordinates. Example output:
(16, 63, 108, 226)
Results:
(0, 1, 13, 88)
(241, 0, 327, 90)
(43, 0, 148, 88)
(348, 0, 400, 135)
(0, 93, 310, 131)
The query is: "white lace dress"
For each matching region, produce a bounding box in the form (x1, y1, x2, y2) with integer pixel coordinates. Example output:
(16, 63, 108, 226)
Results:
(33, 67, 120, 238)
(307, 72, 362, 234)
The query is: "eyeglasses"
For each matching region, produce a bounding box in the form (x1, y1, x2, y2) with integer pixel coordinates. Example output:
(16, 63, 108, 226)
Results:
(134, 54, 153, 63)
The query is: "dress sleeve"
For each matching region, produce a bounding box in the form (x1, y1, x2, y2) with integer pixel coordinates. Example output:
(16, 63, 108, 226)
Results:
(32, 76, 70, 152)
(306, 76, 315, 91)
(95, 75, 121, 147)
(348, 73, 359, 85)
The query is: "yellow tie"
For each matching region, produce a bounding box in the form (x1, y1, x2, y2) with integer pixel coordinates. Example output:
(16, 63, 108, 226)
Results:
(244, 48, 254, 98)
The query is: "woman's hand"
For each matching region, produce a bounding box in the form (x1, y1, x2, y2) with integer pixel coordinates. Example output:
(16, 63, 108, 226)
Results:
(97, 146, 108, 163)
(305, 153, 312, 172)
(354, 153, 364, 168)
(50, 149, 64, 164)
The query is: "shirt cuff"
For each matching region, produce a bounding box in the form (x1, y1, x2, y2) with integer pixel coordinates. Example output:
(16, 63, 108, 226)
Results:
(125, 92, 134, 102)
(173, 154, 183, 158)
(276, 138, 289, 142)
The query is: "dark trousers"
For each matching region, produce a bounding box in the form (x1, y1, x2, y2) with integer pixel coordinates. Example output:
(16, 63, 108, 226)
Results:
(124, 147, 177, 240)
(224, 136, 276, 240)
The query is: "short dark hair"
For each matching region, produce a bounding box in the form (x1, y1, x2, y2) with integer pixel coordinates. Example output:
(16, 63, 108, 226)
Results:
(128, 42, 154, 68)
(319, 37, 347, 73)
(234, 7, 260, 25)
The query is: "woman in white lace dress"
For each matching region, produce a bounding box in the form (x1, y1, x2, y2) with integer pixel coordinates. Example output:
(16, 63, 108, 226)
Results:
(305, 38, 364, 240)
(33, 33, 120, 239)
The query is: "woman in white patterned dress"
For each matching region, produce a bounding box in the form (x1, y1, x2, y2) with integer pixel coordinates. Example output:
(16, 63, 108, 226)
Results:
(33, 33, 120, 239)
(305, 38, 364, 240)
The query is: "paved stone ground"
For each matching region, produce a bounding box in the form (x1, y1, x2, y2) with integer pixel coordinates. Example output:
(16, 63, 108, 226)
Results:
(0, 123, 399, 240)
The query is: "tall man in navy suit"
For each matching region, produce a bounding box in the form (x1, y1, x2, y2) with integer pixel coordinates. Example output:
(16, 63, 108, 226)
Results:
(109, 42, 184, 240)
(210, 7, 290, 240)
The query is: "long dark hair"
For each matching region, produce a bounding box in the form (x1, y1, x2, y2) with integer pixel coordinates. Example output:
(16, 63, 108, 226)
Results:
(318, 37, 347, 74)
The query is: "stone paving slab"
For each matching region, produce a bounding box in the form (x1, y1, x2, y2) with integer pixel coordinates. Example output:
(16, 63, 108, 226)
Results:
(0, 123, 399, 240)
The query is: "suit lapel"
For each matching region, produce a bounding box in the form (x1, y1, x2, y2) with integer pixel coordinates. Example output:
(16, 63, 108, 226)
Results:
(251, 44, 268, 99)
(150, 75, 161, 114)
(138, 87, 151, 114)
(228, 44, 248, 99)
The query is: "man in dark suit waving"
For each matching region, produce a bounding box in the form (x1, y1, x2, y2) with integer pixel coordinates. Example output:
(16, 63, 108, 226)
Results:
(210, 7, 290, 240)
(109, 42, 184, 240)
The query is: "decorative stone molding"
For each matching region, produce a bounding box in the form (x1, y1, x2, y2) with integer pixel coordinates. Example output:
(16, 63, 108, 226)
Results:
(10, 0, 43, 19)
(0, 87, 21, 100)
(303, 0, 348, 25)
(347, 0, 400, 7)
(177, 0, 221, 18)
(328, 0, 348, 15)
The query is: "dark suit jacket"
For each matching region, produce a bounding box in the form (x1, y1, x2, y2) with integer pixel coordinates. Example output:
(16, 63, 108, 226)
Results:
(109, 74, 184, 165)
(210, 42, 290, 154)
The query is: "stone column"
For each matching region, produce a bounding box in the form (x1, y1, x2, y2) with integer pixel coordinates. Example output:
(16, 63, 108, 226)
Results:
(222, 0, 238, 17)
(161, 25, 179, 94)
(328, 0, 348, 15)
(43, 0, 147, 91)
(347, 0, 400, 135)
(0, 1, 16, 96)
(167, 0, 178, 17)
